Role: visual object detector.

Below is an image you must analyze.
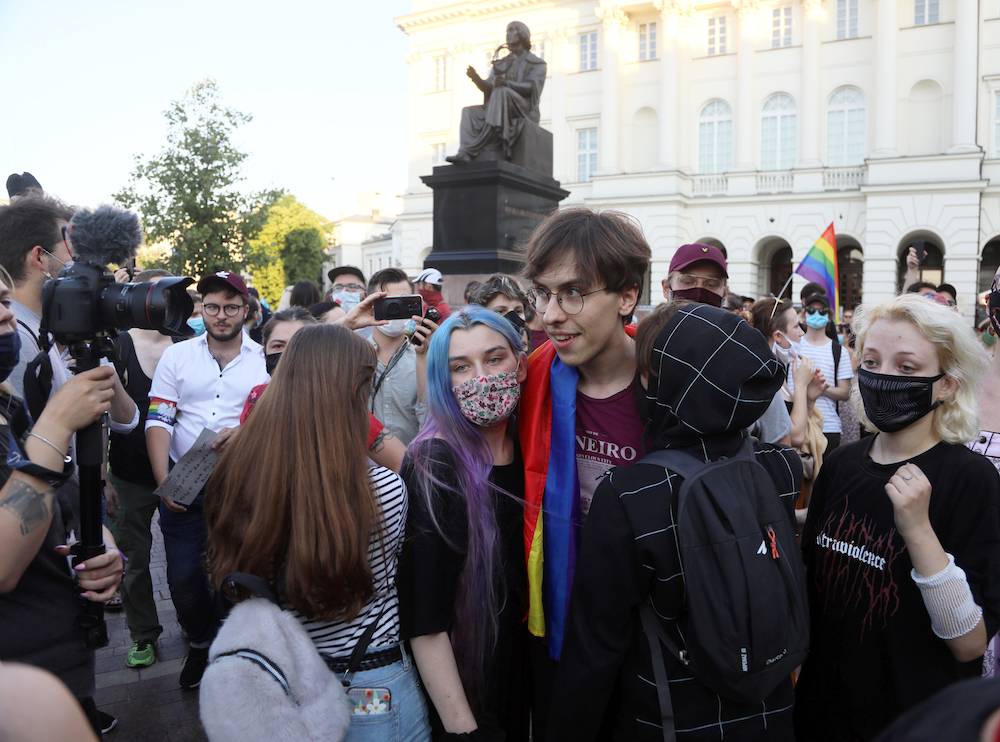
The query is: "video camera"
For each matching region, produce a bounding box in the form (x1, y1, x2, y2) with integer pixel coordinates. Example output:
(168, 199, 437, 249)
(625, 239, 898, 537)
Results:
(42, 206, 193, 346)
(38, 205, 194, 649)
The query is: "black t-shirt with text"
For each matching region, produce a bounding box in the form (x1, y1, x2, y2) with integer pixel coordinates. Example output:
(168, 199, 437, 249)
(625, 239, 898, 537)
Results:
(795, 437, 1000, 741)
(397, 438, 529, 741)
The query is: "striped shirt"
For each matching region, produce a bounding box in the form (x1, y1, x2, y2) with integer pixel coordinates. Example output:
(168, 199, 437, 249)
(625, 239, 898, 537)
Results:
(286, 465, 407, 658)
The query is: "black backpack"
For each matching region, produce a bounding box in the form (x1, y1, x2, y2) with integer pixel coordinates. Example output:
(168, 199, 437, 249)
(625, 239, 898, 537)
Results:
(636, 437, 809, 739)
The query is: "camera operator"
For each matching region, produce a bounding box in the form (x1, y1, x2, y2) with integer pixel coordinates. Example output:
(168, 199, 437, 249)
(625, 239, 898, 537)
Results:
(145, 270, 268, 690)
(105, 269, 177, 670)
(0, 195, 138, 431)
(0, 266, 124, 737)
(367, 268, 436, 445)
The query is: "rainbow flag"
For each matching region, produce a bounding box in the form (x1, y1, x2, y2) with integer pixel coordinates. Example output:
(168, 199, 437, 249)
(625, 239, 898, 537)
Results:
(795, 223, 840, 319)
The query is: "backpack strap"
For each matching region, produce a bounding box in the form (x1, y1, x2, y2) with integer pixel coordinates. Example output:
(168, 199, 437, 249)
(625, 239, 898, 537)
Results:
(640, 604, 678, 742)
(831, 341, 842, 413)
(222, 572, 281, 605)
(638, 448, 703, 479)
(214, 649, 292, 697)
(340, 598, 389, 687)
(16, 319, 38, 348)
(111, 331, 134, 385)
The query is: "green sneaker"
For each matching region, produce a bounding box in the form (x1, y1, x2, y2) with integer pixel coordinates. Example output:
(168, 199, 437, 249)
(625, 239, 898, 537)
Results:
(126, 640, 156, 669)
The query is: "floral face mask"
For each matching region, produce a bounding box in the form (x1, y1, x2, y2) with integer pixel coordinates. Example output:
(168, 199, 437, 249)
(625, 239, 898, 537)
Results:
(452, 370, 521, 427)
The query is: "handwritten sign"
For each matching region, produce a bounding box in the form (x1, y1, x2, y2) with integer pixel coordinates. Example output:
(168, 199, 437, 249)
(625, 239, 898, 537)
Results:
(155, 428, 219, 506)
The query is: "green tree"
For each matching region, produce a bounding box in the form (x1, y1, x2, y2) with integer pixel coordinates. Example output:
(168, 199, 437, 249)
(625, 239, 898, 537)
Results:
(282, 228, 327, 285)
(115, 80, 278, 278)
(246, 194, 331, 304)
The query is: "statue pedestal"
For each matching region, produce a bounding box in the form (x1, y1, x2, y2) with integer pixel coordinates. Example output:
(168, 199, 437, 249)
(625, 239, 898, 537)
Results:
(420, 159, 569, 276)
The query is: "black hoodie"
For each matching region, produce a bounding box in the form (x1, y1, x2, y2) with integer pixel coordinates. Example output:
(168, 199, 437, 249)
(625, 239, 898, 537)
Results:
(548, 304, 802, 742)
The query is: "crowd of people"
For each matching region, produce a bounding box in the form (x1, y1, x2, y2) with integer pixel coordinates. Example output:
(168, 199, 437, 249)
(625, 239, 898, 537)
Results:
(0, 182, 998, 742)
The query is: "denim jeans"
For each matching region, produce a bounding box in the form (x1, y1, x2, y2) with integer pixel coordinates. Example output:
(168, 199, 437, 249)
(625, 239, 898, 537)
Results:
(343, 645, 431, 742)
(109, 473, 163, 643)
(157, 493, 218, 646)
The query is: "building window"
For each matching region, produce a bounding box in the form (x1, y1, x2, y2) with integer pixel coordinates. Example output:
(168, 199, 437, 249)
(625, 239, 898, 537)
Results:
(708, 16, 728, 55)
(579, 31, 598, 71)
(772, 6, 792, 48)
(431, 142, 447, 164)
(577, 127, 598, 181)
(837, 0, 859, 38)
(639, 22, 658, 60)
(760, 93, 797, 170)
(914, 0, 939, 25)
(699, 99, 733, 173)
(433, 55, 447, 91)
(827, 87, 867, 165)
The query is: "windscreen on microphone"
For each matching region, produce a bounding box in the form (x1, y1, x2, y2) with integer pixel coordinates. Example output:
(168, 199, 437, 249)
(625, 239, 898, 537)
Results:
(68, 205, 143, 267)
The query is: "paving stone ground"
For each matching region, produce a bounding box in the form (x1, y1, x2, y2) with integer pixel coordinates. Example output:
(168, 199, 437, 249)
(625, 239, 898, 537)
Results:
(95, 512, 207, 741)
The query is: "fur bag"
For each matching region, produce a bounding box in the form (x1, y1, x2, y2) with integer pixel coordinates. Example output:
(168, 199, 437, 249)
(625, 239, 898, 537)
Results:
(199, 591, 351, 742)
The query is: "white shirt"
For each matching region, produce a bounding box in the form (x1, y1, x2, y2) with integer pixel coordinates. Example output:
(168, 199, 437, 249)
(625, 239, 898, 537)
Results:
(786, 336, 853, 433)
(146, 332, 269, 463)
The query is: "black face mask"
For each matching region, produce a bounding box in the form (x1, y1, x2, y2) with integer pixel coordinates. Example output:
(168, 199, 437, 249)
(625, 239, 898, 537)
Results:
(857, 368, 945, 433)
(265, 352, 282, 376)
(671, 286, 724, 308)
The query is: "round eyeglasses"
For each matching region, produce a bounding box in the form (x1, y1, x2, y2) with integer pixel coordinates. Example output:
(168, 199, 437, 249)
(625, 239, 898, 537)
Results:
(526, 286, 606, 315)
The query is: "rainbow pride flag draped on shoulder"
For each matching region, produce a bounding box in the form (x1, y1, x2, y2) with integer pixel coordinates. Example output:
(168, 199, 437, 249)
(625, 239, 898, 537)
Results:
(519, 340, 579, 660)
(795, 223, 840, 319)
(518, 326, 636, 660)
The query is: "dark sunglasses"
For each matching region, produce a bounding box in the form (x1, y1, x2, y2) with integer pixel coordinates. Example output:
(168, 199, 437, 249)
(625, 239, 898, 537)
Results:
(805, 307, 827, 316)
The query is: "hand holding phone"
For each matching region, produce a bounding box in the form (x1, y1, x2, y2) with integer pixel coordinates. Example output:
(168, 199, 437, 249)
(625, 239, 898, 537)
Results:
(410, 307, 440, 352)
(373, 295, 423, 321)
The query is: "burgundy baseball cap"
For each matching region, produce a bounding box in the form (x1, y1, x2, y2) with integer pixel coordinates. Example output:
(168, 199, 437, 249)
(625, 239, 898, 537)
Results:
(197, 271, 249, 300)
(669, 243, 729, 278)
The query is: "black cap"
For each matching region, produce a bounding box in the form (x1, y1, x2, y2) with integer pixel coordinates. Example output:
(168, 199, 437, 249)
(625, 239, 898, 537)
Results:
(328, 265, 366, 285)
(803, 292, 830, 309)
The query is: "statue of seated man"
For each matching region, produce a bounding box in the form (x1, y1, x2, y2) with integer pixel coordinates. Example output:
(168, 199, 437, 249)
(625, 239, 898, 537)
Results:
(446, 21, 547, 164)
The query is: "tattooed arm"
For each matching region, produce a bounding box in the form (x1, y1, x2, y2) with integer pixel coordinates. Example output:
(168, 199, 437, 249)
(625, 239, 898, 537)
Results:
(0, 366, 117, 593)
(0, 422, 69, 593)
(369, 428, 406, 473)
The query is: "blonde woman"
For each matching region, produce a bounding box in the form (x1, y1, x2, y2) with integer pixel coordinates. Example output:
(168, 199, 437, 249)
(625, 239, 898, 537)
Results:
(795, 294, 1000, 741)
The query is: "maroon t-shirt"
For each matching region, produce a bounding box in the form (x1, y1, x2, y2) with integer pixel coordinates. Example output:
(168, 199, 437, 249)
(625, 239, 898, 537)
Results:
(575, 379, 645, 516)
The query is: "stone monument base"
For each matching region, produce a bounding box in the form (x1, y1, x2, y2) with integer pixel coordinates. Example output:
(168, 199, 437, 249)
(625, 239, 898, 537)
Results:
(420, 159, 569, 277)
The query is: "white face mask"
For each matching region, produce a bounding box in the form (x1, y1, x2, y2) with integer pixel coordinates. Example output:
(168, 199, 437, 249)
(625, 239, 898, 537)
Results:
(378, 319, 408, 338)
(772, 332, 797, 366)
(332, 290, 362, 312)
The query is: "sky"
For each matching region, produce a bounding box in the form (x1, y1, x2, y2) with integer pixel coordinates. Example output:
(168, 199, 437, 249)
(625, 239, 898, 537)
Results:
(0, 0, 412, 219)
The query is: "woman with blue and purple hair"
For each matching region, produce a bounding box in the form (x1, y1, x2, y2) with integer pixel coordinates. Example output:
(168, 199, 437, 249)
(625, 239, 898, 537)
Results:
(397, 305, 530, 741)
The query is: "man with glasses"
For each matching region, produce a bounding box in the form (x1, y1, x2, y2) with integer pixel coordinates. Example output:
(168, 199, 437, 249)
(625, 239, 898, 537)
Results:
(145, 270, 268, 690)
(0, 193, 140, 736)
(660, 242, 728, 307)
(787, 292, 852, 452)
(327, 265, 367, 313)
(518, 207, 651, 739)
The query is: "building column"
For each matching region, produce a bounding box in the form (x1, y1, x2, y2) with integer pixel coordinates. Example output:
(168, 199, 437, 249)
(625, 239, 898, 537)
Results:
(873, 0, 897, 157)
(800, 0, 822, 166)
(547, 31, 569, 182)
(597, 1, 626, 175)
(655, 0, 680, 169)
(951, 0, 978, 151)
(735, 3, 756, 170)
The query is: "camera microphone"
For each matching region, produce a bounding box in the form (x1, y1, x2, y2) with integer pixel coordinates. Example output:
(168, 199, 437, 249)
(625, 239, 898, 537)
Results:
(68, 205, 143, 266)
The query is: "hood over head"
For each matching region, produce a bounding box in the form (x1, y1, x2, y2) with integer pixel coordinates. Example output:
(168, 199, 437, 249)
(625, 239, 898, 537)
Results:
(643, 303, 784, 453)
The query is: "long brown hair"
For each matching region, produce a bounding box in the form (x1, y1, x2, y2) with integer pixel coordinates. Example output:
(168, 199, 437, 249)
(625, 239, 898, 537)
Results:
(206, 324, 380, 620)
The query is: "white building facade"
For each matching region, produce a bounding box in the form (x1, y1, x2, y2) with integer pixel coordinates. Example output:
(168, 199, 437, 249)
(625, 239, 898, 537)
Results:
(395, 0, 1000, 323)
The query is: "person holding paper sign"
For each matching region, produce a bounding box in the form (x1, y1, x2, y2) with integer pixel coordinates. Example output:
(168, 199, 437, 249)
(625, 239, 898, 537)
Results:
(145, 270, 268, 692)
